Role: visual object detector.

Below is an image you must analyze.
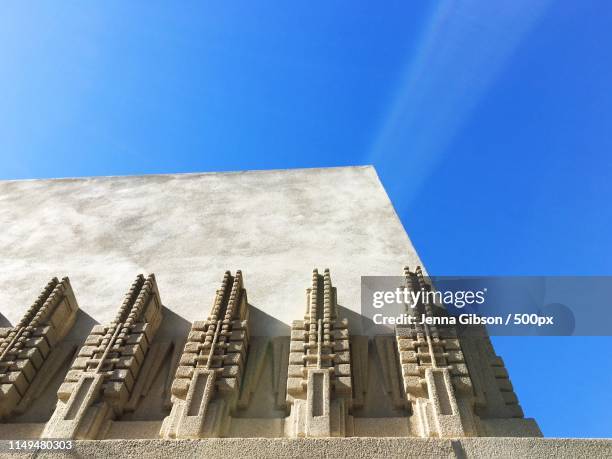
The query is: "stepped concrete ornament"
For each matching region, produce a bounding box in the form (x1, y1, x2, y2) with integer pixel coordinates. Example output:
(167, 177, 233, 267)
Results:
(396, 267, 477, 437)
(286, 269, 352, 437)
(395, 266, 539, 438)
(1, 168, 611, 455)
(42, 274, 162, 439)
(161, 270, 249, 439)
(0, 277, 79, 420)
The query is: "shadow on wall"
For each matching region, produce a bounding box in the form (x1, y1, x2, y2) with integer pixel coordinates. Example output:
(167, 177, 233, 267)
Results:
(0, 313, 11, 328)
(120, 305, 192, 421)
(156, 305, 192, 341)
(248, 303, 291, 337)
(65, 309, 99, 342)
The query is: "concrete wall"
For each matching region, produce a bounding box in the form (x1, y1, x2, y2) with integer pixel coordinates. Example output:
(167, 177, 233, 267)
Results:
(0, 166, 421, 336)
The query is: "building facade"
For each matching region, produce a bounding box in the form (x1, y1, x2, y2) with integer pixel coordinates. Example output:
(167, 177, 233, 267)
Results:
(0, 167, 609, 457)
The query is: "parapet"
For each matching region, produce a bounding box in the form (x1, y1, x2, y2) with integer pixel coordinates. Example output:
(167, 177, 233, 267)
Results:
(0, 268, 541, 440)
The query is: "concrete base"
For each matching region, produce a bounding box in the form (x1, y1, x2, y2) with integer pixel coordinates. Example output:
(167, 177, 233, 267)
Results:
(2, 437, 611, 458)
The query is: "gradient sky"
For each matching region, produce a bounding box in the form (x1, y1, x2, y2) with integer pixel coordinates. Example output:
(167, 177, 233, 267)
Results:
(1, 2, 611, 438)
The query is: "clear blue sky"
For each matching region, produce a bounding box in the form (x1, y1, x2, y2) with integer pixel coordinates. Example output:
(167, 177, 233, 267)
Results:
(1, 2, 611, 438)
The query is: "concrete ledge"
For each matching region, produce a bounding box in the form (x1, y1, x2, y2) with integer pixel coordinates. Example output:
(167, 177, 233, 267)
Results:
(2, 437, 611, 458)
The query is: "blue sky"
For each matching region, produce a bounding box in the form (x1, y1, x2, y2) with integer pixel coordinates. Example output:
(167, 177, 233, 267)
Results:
(1, 2, 611, 437)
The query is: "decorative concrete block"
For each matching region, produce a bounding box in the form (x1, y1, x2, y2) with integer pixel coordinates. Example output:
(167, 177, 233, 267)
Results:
(161, 271, 249, 439)
(285, 269, 353, 438)
(0, 277, 79, 420)
(41, 274, 162, 439)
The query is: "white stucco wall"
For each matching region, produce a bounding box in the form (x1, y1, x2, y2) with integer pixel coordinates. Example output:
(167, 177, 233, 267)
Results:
(0, 166, 422, 335)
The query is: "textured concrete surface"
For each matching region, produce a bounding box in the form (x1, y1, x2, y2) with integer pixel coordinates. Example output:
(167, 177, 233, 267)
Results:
(0, 166, 421, 336)
(1, 166, 576, 449)
(2, 437, 611, 458)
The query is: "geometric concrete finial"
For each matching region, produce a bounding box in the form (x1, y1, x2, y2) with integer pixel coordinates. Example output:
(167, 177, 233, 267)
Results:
(0, 277, 79, 420)
(41, 274, 163, 439)
(396, 266, 538, 438)
(161, 270, 249, 439)
(285, 269, 353, 437)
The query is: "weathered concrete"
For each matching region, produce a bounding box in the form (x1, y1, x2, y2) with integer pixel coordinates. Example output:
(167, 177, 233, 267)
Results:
(1, 166, 594, 451)
(0, 166, 419, 336)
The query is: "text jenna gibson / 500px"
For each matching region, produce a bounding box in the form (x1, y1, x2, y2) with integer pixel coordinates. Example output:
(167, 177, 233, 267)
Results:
(372, 313, 555, 327)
